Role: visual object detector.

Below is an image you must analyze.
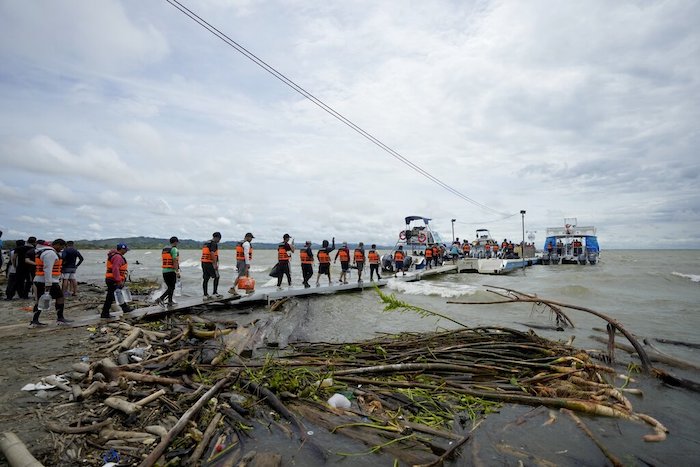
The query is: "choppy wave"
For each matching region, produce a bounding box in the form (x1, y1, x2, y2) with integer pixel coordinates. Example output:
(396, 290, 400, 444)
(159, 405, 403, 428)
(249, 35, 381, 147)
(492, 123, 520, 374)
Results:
(672, 272, 700, 283)
(556, 284, 593, 297)
(387, 279, 479, 298)
(178, 258, 234, 270)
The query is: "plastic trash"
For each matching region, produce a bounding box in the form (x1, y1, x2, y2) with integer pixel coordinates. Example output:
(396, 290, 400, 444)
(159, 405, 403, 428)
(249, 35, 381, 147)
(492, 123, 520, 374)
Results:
(122, 287, 132, 303)
(38, 292, 51, 311)
(175, 279, 182, 297)
(327, 393, 351, 409)
(114, 289, 125, 305)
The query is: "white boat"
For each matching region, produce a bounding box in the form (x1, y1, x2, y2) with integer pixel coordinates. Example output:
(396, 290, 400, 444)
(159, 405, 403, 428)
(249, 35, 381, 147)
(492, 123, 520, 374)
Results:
(542, 218, 600, 265)
(381, 216, 447, 272)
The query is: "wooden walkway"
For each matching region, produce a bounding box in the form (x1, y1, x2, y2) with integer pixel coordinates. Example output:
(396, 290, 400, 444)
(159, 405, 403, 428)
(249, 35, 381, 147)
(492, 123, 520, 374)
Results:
(0, 279, 389, 338)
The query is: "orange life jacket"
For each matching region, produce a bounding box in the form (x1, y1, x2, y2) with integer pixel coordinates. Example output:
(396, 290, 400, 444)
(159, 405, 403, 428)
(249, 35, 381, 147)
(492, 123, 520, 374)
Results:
(354, 248, 365, 262)
(235, 244, 245, 261)
(318, 250, 331, 264)
(162, 247, 174, 269)
(368, 250, 380, 264)
(106, 252, 128, 281)
(35, 249, 61, 278)
(394, 250, 405, 262)
(432, 246, 438, 256)
(462, 244, 470, 252)
(278, 243, 290, 261)
(201, 242, 218, 263)
(300, 249, 314, 264)
(425, 248, 433, 258)
(338, 248, 349, 262)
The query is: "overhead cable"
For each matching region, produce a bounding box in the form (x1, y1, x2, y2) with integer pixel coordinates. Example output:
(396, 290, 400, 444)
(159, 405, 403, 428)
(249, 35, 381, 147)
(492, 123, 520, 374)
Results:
(166, 0, 512, 216)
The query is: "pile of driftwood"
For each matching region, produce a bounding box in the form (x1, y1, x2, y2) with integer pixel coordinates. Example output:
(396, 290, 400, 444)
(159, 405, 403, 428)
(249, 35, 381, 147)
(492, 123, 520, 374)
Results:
(3, 306, 670, 467)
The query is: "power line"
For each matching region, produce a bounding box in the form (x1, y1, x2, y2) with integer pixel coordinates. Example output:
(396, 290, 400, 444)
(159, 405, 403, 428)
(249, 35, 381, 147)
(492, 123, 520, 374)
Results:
(165, 0, 512, 217)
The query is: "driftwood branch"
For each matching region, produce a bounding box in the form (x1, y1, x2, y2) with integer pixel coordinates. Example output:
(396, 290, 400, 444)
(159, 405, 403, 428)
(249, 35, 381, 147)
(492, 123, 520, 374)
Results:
(0, 432, 44, 467)
(448, 285, 653, 373)
(138, 373, 234, 467)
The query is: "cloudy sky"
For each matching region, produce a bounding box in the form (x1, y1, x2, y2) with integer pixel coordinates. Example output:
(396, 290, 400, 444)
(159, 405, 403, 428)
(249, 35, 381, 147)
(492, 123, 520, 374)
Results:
(1, 0, 698, 248)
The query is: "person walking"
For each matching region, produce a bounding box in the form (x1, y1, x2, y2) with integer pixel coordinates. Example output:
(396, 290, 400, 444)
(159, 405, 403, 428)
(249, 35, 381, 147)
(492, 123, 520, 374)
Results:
(155, 237, 180, 307)
(201, 232, 222, 298)
(299, 240, 314, 288)
(334, 242, 351, 284)
(394, 245, 406, 277)
(30, 239, 68, 326)
(101, 243, 132, 319)
(368, 244, 382, 281)
(230, 232, 254, 297)
(315, 238, 335, 286)
(353, 242, 366, 283)
(61, 241, 84, 297)
(276, 234, 295, 288)
(4, 240, 24, 300)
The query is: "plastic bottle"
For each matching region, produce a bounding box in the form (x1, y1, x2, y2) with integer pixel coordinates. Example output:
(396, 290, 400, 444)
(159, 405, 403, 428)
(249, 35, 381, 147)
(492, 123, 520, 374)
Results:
(38, 292, 52, 312)
(114, 288, 125, 305)
(175, 279, 182, 297)
(122, 287, 132, 303)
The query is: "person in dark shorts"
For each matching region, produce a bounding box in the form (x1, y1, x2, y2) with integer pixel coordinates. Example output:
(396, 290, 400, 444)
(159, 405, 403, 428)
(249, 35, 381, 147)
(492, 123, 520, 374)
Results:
(315, 238, 335, 286)
(394, 245, 406, 277)
(334, 242, 351, 284)
(61, 240, 84, 296)
(353, 242, 366, 283)
(276, 234, 295, 288)
(201, 232, 222, 298)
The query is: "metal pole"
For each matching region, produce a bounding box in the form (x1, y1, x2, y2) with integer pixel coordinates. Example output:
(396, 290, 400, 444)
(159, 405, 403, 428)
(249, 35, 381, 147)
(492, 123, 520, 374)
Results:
(520, 210, 526, 270)
(451, 219, 456, 242)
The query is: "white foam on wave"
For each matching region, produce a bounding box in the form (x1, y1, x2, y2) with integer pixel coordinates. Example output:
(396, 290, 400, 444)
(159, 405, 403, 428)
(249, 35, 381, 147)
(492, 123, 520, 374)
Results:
(250, 266, 270, 273)
(672, 272, 700, 283)
(179, 259, 201, 268)
(387, 279, 479, 298)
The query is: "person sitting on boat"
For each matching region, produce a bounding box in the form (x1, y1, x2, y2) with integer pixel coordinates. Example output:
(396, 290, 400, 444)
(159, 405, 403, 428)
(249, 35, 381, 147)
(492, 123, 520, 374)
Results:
(334, 242, 351, 284)
(424, 243, 433, 269)
(556, 240, 563, 256)
(394, 246, 406, 277)
(484, 242, 492, 259)
(546, 242, 554, 258)
(315, 238, 335, 287)
(493, 242, 500, 258)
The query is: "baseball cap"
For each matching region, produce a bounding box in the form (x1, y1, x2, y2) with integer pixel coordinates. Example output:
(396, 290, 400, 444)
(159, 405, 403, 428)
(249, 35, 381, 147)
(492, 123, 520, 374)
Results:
(116, 243, 129, 250)
(245, 232, 255, 238)
(283, 233, 291, 239)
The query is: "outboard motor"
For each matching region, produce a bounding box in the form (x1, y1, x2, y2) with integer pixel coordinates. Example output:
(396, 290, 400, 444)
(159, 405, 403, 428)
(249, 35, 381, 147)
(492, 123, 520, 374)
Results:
(381, 254, 394, 272)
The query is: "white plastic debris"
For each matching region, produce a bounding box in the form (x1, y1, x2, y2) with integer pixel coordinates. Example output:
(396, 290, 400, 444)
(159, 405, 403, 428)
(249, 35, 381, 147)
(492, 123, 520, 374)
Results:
(327, 393, 351, 409)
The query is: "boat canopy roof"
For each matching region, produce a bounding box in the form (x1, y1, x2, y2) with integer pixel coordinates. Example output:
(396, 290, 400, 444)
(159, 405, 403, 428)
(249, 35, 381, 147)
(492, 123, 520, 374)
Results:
(546, 225, 597, 236)
(405, 216, 431, 225)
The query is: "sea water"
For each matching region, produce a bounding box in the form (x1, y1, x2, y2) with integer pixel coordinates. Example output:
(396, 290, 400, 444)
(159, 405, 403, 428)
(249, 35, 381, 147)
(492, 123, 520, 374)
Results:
(74, 248, 700, 464)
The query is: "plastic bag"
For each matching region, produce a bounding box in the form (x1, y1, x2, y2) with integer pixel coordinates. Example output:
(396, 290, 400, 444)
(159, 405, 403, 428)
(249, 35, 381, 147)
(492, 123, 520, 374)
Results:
(269, 263, 281, 278)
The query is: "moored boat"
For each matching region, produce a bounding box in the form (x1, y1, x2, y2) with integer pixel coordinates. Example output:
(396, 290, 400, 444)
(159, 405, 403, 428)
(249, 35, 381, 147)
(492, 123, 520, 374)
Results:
(381, 216, 446, 272)
(542, 218, 600, 265)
